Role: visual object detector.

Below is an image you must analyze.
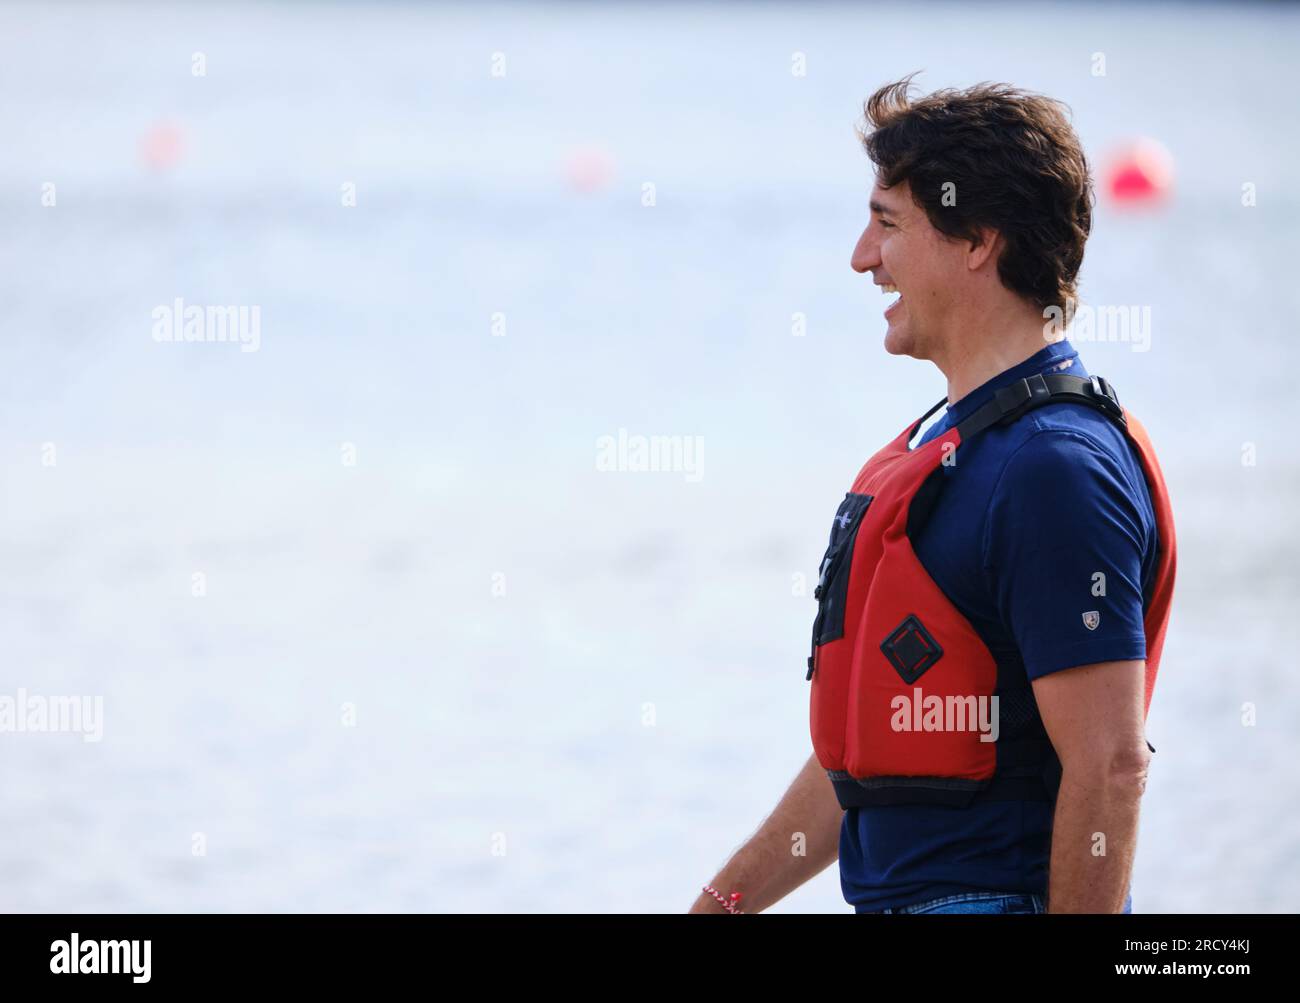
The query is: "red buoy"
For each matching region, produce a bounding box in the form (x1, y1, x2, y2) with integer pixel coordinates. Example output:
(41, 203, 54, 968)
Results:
(1102, 138, 1173, 207)
(564, 145, 615, 194)
(140, 121, 185, 172)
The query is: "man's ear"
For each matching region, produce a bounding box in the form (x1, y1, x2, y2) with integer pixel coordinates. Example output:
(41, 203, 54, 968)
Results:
(966, 227, 1002, 272)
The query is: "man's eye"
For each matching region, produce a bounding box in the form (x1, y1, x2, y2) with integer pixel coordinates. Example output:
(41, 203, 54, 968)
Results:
(878, 219, 894, 229)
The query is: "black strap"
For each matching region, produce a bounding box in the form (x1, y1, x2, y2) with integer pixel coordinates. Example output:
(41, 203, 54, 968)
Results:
(829, 771, 1054, 807)
(956, 373, 1125, 442)
(907, 395, 951, 445)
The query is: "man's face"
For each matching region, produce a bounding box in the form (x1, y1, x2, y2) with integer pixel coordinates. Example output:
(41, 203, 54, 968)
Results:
(850, 179, 968, 360)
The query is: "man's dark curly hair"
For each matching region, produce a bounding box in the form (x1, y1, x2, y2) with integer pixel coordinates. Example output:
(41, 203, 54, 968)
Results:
(859, 75, 1094, 320)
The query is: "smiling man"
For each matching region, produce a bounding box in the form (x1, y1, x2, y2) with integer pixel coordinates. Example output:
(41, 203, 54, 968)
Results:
(691, 78, 1176, 915)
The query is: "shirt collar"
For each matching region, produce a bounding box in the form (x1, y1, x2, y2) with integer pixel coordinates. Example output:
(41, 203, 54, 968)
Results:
(943, 339, 1083, 428)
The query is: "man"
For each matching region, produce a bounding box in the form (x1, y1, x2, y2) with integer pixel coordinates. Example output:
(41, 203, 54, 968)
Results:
(690, 78, 1176, 915)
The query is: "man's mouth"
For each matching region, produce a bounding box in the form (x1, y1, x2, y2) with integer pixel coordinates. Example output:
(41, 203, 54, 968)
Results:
(880, 282, 903, 318)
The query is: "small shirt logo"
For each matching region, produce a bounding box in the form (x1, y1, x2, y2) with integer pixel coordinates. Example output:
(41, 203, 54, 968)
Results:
(1082, 610, 1101, 631)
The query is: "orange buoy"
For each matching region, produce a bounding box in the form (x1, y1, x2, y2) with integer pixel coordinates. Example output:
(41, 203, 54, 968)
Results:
(1102, 138, 1173, 207)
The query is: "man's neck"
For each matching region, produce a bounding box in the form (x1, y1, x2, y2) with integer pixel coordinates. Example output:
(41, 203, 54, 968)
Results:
(934, 306, 1054, 405)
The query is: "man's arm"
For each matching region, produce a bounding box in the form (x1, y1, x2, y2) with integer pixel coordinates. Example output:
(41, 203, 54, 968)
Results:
(984, 427, 1158, 912)
(1032, 658, 1151, 913)
(688, 753, 843, 913)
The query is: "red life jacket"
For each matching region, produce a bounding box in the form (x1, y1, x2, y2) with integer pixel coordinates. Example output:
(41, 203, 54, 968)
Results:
(807, 373, 1176, 809)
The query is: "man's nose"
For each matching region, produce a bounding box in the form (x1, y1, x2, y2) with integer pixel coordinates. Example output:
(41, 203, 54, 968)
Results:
(851, 226, 879, 274)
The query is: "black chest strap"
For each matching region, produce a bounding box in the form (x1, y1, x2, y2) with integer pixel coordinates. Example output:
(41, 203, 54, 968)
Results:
(954, 372, 1125, 442)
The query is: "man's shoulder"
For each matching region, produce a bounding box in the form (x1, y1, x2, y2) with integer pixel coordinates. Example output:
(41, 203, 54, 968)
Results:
(986, 403, 1156, 525)
(1012, 403, 1145, 473)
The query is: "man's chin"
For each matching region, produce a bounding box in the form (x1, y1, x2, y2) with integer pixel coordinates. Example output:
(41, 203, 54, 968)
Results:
(883, 324, 914, 358)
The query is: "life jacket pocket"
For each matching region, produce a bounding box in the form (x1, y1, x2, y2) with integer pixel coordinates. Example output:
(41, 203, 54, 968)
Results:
(811, 492, 873, 649)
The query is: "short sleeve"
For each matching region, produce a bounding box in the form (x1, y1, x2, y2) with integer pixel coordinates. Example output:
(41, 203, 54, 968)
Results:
(984, 429, 1151, 680)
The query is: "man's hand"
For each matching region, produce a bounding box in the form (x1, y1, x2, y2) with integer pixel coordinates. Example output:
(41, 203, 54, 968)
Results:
(688, 753, 843, 913)
(1032, 658, 1151, 913)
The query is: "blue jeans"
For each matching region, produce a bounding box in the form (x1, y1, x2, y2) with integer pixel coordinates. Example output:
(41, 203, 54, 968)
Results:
(861, 891, 1133, 914)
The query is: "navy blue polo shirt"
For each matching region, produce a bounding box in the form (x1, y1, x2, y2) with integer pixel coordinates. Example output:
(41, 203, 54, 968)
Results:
(839, 339, 1159, 912)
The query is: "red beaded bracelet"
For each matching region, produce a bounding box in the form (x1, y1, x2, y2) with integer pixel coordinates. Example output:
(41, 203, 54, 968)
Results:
(702, 885, 744, 914)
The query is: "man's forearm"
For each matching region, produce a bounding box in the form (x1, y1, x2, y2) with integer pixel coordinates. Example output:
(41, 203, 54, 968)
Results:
(690, 754, 843, 913)
(1046, 757, 1148, 913)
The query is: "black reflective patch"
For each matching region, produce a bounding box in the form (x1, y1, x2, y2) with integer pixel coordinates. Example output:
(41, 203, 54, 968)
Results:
(881, 614, 943, 683)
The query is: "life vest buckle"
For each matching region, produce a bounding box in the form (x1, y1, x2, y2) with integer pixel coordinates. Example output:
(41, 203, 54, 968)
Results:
(992, 374, 1051, 424)
(1089, 375, 1125, 422)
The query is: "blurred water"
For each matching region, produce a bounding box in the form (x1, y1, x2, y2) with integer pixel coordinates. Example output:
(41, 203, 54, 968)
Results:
(1, 1, 1298, 912)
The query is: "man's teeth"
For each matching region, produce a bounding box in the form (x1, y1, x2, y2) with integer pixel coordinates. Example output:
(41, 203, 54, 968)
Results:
(881, 283, 899, 295)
